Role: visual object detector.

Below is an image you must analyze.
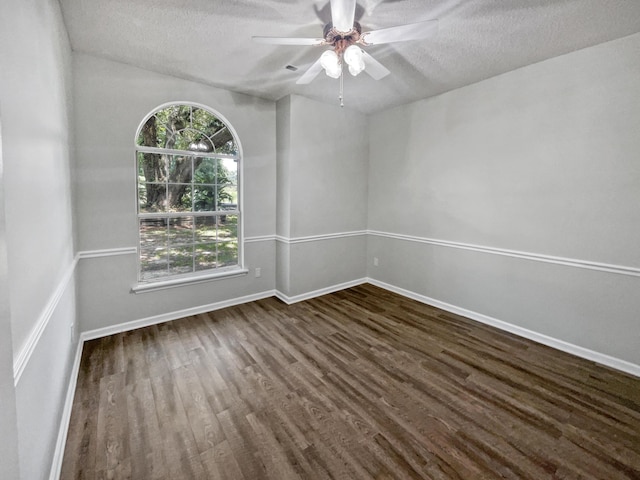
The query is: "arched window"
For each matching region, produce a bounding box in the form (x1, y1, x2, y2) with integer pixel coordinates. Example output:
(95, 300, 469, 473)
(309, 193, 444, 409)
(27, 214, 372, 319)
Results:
(135, 103, 241, 283)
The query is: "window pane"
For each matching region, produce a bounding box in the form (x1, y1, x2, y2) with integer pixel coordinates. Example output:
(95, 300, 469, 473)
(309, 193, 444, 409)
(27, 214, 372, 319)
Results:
(140, 219, 168, 249)
(158, 105, 190, 138)
(137, 116, 167, 148)
(217, 158, 236, 199)
(192, 107, 222, 131)
(166, 184, 192, 212)
(217, 241, 238, 267)
(218, 215, 237, 241)
(169, 246, 194, 276)
(220, 157, 238, 181)
(158, 106, 193, 151)
(217, 138, 238, 155)
(195, 243, 217, 271)
(193, 185, 216, 211)
(137, 183, 147, 211)
(167, 155, 192, 184)
(168, 217, 194, 245)
(139, 183, 166, 213)
(218, 184, 237, 210)
(195, 217, 217, 244)
(177, 128, 214, 153)
(171, 129, 192, 152)
(137, 152, 166, 181)
(193, 158, 216, 184)
(140, 247, 169, 281)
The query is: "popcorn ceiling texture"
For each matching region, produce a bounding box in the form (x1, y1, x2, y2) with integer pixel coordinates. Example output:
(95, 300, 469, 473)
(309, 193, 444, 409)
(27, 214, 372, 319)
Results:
(59, 0, 640, 113)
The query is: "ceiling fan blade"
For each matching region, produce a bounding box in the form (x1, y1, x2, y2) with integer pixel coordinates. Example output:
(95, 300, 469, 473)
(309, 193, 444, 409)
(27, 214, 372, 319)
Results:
(252, 36, 324, 46)
(296, 57, 325, 85)
(330, 0, 356, 33)
(361, 51, 390, 80)
(362, 19, 438, 45)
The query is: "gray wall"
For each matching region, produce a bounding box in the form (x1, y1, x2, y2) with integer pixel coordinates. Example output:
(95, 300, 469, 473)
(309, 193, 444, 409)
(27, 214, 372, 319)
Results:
(1, 0, 76, 363)
(0, 0, 78, 478)
(367, 32, 640, 365)
(276, 95, 368, 298)
(288, 96, 369, 239)
(73, 54, 277, 332)
(0, 116, 21, 480)
(276, 96, 292, 293)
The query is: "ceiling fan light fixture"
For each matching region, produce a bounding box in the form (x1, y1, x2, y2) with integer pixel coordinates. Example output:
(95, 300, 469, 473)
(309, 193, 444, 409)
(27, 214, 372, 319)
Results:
(343, 45, 365, 76)
(348, 63, 364, 76)
(253, 1, 436, 104)
(320, 50, 341, 78)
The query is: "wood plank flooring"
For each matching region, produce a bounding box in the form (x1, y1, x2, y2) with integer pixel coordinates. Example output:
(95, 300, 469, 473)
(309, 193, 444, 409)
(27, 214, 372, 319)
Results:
(60, 284, 640, 479)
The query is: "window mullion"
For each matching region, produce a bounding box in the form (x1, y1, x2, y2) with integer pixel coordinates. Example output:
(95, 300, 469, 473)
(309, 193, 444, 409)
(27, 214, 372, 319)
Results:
(191, 155, 195, 274)
(139, 210, 238, 219)
(164, 154, 169, 215)
(191, 209, 196, 274)
(215, 217, 219, 269)
(191, 156, 195, 212)
(165, 218, 170, 277)
(136, 146, 238, 160)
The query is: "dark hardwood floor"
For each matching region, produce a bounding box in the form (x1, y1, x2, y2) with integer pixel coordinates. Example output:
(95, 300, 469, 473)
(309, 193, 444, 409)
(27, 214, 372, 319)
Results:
(60, 284, 640, 479)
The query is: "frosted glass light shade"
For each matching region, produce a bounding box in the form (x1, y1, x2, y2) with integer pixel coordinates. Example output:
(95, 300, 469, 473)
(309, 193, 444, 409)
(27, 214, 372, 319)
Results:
(320, 50, 341, 78)
(344, 45, 365, 76)
(348, 63, 364, 76)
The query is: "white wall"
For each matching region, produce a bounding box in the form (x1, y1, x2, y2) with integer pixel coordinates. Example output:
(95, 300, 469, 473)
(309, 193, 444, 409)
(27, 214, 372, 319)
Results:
(276, 95, 369, 298)
(0, 0, 76, 365)
(0, 0, 78, 478)
(367, 33, 640, 366)
(0, 116, 21, 480)
(276, 96, 292, 240)
(276, 96, 292, 293)
(73, 54, 277, 332)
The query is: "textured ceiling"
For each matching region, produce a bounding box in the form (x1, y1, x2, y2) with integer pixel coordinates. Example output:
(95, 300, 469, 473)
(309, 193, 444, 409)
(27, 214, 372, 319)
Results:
(59, 0, 640, 114)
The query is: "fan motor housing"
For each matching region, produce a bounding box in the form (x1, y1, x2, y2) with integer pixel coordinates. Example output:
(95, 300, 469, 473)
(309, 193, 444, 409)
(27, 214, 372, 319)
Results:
(323, 21, 362, 54)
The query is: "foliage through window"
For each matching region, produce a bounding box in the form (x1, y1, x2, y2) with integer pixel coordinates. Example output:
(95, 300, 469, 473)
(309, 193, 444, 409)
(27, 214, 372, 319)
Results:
(136, 103, 240, 282)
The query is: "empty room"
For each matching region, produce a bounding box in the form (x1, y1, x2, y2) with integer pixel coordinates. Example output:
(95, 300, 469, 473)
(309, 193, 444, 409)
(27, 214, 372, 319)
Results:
(1, 0, 639, 479)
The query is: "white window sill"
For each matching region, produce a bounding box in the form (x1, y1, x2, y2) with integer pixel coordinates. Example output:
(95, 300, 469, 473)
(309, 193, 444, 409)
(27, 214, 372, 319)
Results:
(131, 267, 249, 294)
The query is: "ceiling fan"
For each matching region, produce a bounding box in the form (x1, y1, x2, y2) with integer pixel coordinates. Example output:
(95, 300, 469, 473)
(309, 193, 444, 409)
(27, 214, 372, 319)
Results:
(253, 0, 437, 105)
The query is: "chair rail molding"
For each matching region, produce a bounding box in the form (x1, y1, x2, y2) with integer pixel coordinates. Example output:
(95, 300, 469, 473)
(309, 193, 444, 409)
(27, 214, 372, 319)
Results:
(13, 255, 79, 385)
(368, 230, 640, 278)
(276, 230, 367, 245)
(77, 247, 137, 259)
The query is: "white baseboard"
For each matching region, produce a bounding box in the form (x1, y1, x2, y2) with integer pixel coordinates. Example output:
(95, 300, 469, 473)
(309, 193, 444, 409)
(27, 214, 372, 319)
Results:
(275, 278, 368, 305)
(367, 278, 640, 378)
(48, 337, 84, 480)
(81, 290, 276, 341)
(80, 276, 370, 343)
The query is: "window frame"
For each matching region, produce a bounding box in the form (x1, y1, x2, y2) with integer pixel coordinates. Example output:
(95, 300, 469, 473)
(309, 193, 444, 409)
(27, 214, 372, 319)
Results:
(132, 101, 245, 289)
